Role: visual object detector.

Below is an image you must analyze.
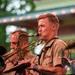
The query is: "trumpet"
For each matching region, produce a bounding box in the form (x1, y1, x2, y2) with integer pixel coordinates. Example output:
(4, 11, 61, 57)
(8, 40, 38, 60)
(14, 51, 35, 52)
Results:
(0, 33, 41, 74)
(0, 40, 38, 74)
(3, 42, 75, 74)
(28, 33, 39, 37)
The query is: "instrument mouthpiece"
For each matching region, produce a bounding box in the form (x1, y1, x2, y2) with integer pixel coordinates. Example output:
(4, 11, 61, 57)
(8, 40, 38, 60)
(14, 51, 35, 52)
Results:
(28, 33, 39, 37)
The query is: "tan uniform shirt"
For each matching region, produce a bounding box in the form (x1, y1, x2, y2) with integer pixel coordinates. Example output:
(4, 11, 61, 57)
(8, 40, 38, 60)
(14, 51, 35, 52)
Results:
(39, 38, 69, 75)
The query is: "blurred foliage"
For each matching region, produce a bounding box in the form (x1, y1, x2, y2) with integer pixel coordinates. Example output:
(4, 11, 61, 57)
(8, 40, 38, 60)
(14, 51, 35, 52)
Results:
(27, 29, 37, 54)
(0, 0, 35, 16)
(0, 0, 36, 51)
(0, 25, 10, 51)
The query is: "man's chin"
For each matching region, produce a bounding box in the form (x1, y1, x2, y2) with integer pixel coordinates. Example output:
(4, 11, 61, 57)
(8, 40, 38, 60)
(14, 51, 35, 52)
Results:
(39, 38, 44, 41)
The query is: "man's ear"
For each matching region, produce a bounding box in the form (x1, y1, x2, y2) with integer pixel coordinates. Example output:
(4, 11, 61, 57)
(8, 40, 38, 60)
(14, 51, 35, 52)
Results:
(52, 24, 56, 30)
(22, 41, 28, 49)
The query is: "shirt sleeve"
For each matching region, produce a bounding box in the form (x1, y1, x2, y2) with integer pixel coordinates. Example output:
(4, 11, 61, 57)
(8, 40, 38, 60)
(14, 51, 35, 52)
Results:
(52, 39, 69, 67)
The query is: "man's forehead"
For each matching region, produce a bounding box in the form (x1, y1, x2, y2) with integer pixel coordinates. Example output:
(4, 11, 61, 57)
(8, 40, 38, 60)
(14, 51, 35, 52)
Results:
(10, 34, 17, 39)
(10, 34, 18, 42)
(11, 34, 15, 37)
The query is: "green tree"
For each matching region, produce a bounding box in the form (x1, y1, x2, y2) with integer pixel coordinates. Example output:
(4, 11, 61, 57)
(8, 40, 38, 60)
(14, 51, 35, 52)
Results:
(0, 0, 35, 15)
(0, 25, 10, 50)
(0, 0, 36, 51)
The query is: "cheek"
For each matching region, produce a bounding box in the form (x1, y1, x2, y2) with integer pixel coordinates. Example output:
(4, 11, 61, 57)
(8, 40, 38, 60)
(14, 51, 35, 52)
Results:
(42, 26, 48, 32)
(46, 25, 52, 32)
(43, 26, 51, 33)
(43, 27, 51, 36)
(14, 45, 18, 49)
(44, 24, 51, 30)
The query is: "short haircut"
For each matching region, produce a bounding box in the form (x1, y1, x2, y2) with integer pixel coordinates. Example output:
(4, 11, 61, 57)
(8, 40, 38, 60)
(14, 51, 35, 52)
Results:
(11, 30, 28, 42)
(38, 13, 59, 29)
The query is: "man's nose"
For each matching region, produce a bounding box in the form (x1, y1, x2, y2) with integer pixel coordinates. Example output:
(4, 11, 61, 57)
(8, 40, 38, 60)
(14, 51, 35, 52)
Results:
(10, 44, 14, 49)
(38, 27, 42, 33)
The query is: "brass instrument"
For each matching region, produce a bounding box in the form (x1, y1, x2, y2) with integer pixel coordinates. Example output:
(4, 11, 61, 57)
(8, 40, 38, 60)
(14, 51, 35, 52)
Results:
(14, 33, 40, 75)
(0, 40, 38, 74)
(3, 42, 75, 74)
(16, 33, 40, 60)
(3, 36, 75, 74)
(0, 33, 40, 74)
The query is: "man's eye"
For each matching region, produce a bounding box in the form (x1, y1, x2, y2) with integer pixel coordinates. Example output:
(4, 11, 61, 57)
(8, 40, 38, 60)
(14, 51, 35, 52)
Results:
(13, 42, 17, 44)
(12, 42, 18, 45)
(41, 24, 45, 27)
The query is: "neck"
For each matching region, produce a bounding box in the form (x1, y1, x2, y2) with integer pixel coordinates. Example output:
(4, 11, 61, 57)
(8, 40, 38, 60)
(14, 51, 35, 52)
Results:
(45, 33, 57, 42)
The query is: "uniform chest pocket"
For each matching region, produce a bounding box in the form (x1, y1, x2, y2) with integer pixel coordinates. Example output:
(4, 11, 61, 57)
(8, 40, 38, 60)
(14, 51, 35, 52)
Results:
(43, 55, 53, 66)
(42, 46, 53, 66)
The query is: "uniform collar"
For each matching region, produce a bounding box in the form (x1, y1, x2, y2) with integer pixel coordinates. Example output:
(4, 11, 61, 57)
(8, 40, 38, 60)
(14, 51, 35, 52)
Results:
(43, 36, 58, 49)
